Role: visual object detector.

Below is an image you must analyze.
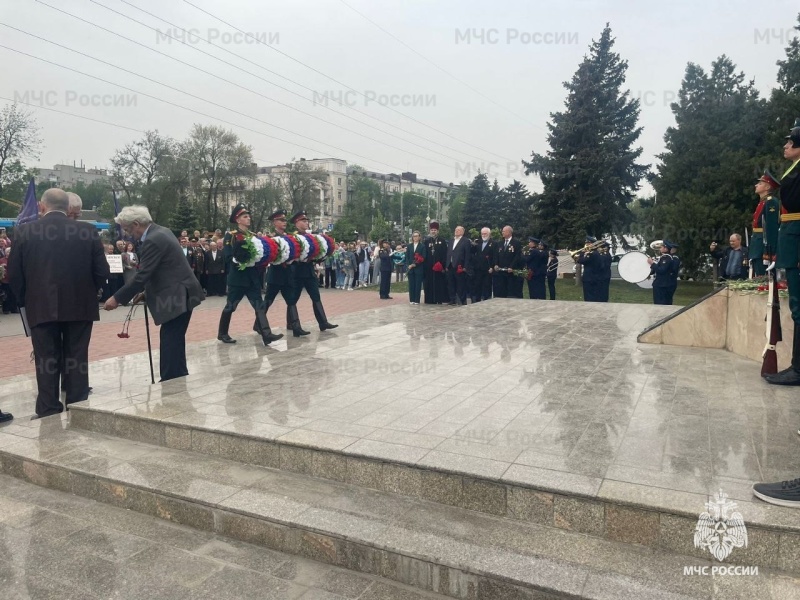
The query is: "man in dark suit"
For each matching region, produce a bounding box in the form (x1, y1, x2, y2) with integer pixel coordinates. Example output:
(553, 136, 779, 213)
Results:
(9, 188, 109, 418)
(179, 237, 195, 269)
(205, 241, 226, 296)
(104, 205, 205, 382)
(494, 225, 524, 298)
(446, 225, 471, 305)
(471, 227, 496, 303)
(525, 237, 548, 300)
(710, 234, 749, 281)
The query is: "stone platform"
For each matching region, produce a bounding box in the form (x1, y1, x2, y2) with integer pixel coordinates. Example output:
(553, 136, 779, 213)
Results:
(2, 300, 800, 598)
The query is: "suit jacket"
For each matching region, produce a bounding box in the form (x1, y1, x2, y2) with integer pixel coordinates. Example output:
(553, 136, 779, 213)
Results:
(405, 242, 427, 271)
(9, 211, 109, 328)
(446, 237, 471, 271)
(472, 239, 497, 273)
(495, 238, 524, 270)
(114, 224, 205, 325)
(206, 250, 225, 275)
(181, 246, 195, 269)
(710, 245, 749, 280)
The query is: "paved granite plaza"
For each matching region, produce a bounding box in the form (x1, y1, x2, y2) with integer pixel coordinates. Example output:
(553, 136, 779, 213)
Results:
(2, 299, 800, 598)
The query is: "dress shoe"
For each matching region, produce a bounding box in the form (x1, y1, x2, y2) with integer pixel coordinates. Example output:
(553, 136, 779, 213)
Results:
(0, 411, 13, 423)
(765, 368, 800, 386)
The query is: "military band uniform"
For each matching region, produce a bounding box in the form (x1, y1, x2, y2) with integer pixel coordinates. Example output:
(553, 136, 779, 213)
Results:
(217, 204, 282, 345)
(667, 247, 681, 305)
(423, 223, 449, 304)
(598, 245, 612, 303)
(471, 238, 497, 302)
(575, 238, 602, 302)
(651, 252, 674, 305)
(494, 237, 524, 298)
(525, 238, 548, 300)
(546, 251, 558, 300)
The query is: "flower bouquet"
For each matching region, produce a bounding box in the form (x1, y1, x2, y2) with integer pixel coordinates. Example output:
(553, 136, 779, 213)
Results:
(727, 276, 788, 298)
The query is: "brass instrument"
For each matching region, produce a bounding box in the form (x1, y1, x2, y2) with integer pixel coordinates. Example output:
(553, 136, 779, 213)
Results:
(569, 239, 607, 259)
(649, 240, 664, 252)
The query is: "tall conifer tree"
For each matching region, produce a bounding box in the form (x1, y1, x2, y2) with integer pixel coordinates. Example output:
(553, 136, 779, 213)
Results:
(523, 25, 648, 248)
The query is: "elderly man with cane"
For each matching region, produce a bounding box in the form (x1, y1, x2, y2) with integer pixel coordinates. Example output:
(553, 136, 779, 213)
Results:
(104, 206, 204, 382)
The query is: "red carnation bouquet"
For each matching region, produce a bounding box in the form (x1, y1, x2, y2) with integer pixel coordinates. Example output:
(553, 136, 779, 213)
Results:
(432, 261, 444, 273)
(456, 264, 466, 275)
(414, 252, 424, 264)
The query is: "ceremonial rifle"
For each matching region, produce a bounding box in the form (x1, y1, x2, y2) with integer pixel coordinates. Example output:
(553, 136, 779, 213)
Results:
(761, 261, 782, 377)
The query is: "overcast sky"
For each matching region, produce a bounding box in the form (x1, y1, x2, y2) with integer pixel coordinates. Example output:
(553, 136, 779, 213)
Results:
(1, 0, 797, 194)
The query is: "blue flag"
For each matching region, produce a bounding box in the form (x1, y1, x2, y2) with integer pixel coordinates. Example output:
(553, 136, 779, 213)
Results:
(16, 178, 38, 225)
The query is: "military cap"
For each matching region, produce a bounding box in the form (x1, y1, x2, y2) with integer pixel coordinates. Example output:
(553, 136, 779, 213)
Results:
(268, 209, 287, 221)
(229, 203, 250, 223)
(663, 239, 678, 250)
(290, 210, 309, 224)
(786, 118, 800, 148)
(757, 169, 780, 188)
(585, 235, 597, 244)
(528, 237, 540, 244)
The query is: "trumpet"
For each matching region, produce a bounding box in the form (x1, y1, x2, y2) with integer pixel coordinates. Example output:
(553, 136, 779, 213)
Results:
(569, 239, 606, 259)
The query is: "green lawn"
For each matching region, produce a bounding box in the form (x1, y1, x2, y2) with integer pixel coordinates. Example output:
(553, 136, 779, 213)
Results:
(360, 278, 714, 306)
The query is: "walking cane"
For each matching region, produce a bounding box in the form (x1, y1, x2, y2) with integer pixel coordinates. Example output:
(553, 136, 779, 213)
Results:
(143, 304, 155, 385)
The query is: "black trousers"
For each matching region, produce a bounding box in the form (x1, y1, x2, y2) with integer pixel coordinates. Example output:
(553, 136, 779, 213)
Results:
(547, 276, 556, 300)
(407, 268, 423, 303)
(223, 284, 264, 314)
(292, 276, 322, 304)
(324, 267, 334, 288)
(493, 272, 511, 298)
(527, 276, 546, 300)
(31, 321, 93, 416)
(471, 269, 492, 302)
(379, 269, 392, 298)
(207, 273, 226, 296)
(160, 309, 192, 382)
(447, 269, 468, 304)
(653, 285, 672, 305)
(583, 280, 602, 302)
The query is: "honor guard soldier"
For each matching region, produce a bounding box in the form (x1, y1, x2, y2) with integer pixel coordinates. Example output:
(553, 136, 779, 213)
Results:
(649, 240, 675, 305)
(598, 241, 613, 302)
(575, 236, 602, 302)
(423, 220, 449, 304)
(288, 211, 338, 334)
(494, 225, 524, 298)
(262, 210, 308, 337)
(765, 119, 800, 386)
(667, 242, 681, 304)
(750, 170, 783, 277)
(525, 237, 548, 300)
(546, 248, 559, 300)
(217, 204, 283, 345)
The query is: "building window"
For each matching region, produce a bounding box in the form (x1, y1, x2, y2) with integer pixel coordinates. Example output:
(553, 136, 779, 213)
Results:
(337, 205, 341, 214)
(337, 191, 342, 200)
(337, 177, 342, 185)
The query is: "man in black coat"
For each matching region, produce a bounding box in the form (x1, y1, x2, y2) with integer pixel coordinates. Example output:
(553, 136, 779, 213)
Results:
(104, 205, 205, 382)
(575, 236, 602, 302)
(446, 225, 471, 305)
(494, 225, 524, 298)
(205, 241, 226, 296)
(710, 234, 749, 281)
(471, 227, 496, 303)
(9, 188, 109, 417)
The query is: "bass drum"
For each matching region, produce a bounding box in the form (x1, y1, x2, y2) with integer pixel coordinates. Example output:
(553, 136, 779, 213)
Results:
(636, 277, 654, 289)
(618, 251, 652, 284)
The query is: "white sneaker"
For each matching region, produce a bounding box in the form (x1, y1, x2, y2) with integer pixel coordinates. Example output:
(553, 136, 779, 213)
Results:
(348, 287, 353, 291)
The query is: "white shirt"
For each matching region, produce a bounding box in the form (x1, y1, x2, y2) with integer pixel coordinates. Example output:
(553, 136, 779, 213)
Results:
(452, 236, 461, 250)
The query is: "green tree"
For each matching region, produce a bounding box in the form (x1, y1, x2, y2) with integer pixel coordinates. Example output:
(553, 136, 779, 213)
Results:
(344, 169, 381, 236)
(249, 179, 281, 232)
(170, 194, 197, 232)
(652, 56, 769, 277)
(331, 216, 359, 243)
(523, 25, 648, 248)
(498, 180, 533, 239)
(462, 173, 493, 231)
(369, 209, 393, 242)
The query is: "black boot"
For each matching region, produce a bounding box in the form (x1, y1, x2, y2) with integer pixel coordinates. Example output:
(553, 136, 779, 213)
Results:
(766, 328, 800, 386)
(287, 305, 310, 337)
(217, 311, 236, 343)
(255, 310, 283, 345)
(313, 301, 338, 331)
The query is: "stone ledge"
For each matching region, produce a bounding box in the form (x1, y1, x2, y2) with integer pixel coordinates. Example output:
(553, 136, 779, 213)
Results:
(68, 404, 800, 553)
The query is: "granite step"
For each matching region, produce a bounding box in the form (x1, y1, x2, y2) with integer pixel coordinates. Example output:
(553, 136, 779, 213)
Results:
(0, 420, 797, 599)
(67, 397, 800, 567)
(0, 473, 453, 600)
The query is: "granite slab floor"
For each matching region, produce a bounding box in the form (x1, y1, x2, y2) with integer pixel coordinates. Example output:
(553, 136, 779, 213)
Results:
(0, 473, 452, 600)
(3, 300, 800, 510)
